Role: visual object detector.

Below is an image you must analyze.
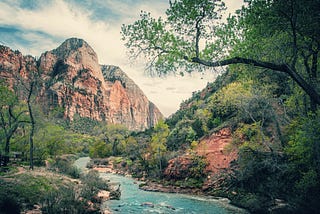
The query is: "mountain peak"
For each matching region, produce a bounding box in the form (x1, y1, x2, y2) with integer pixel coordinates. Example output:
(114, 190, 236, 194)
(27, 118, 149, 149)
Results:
(60, 37, 87, 49)
(0, 39, 164, 130)
(51, 38, 97, 60)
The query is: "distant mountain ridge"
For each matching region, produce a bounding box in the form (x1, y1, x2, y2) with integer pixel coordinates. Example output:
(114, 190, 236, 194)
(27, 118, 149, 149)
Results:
(0, 38, 163, 130)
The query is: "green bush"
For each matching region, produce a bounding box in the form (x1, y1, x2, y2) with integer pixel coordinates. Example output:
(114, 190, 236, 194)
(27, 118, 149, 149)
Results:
(80, 170, 109, 202)
(0, 181, 20, 214)
(230, 191, 269, 213)
(41, 185, 88, 214)
(50, 157, 80, 179)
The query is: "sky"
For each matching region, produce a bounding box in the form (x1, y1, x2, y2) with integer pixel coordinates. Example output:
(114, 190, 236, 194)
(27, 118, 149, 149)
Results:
(0, 0, 242, 117)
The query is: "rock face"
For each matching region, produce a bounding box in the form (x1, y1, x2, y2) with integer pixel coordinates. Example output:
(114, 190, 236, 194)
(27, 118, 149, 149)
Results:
(196, 128, 237, 174)
(0, 38, 163, 130)
(163, 128, 237, 180)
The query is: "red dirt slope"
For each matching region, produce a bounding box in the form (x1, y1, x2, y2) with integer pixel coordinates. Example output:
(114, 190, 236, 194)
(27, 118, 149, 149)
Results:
(197, 128, 237, 175)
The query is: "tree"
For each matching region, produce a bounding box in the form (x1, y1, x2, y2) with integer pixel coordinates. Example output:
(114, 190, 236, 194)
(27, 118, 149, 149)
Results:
(0, 82, 28, 166)
(149, 120, 170, 176)
(122, 0, 320, 109)
(14, 57, 40, 170)
(122, 136, 139, 157)
(284, 114, 320, 211)
(103, 124, 129, 156)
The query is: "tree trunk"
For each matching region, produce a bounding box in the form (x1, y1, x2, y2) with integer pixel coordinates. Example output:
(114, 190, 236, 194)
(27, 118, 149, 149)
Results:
(27, 82, 35, 170)
(4, 137, 10, 167)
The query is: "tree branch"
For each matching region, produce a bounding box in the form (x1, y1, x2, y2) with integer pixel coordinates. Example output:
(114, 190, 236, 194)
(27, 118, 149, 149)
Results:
(188, 56, 320, 105)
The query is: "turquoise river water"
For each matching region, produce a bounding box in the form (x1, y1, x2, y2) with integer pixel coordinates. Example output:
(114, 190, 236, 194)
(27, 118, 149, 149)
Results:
(75, 157, 246, 214)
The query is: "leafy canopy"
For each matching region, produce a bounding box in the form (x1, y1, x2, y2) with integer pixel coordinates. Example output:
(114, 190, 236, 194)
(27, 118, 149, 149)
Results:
(122, 0, 320, 106)
(121, 0, 226, 75)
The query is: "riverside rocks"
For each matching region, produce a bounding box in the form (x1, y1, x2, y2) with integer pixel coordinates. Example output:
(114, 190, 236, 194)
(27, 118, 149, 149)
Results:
(139, 181, 203, 195)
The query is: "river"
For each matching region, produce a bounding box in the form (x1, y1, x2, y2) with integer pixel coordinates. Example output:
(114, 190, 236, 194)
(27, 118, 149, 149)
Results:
(75, 157, 247, 214)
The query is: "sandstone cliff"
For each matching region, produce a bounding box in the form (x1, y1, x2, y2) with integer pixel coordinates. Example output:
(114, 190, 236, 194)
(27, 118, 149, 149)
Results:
(0, 38, 163, 130)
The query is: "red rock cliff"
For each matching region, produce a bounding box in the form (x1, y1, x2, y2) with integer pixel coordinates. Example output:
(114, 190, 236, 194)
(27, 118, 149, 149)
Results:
(0, 38, 163, 130)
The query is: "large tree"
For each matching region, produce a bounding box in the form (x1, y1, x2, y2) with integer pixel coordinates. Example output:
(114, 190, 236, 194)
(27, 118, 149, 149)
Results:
(0, 82, 28, 166)
(13, 56, 39, 169)
(122, 0, 320, 108)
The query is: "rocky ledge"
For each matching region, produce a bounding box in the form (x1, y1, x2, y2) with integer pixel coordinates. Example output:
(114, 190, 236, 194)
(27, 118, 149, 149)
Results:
(139, 181, 203, 195)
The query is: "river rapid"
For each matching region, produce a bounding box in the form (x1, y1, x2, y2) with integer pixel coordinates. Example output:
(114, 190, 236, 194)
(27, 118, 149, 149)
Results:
(75, 157, 247, 214)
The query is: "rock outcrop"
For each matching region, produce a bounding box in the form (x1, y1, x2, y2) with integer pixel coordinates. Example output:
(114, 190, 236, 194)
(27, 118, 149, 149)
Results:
(196, 128, 237, 174)
(163, 128, 237, 181)
(0, 38, 163, 130)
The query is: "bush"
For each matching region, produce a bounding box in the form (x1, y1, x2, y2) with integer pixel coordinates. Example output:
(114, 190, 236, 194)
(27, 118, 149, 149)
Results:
(41, 186, 88, 214)
(229, 191, 269, 213)
(0, 190, 20, 214)
(50, 157, 80, 179)
(80, 170, 109, 201)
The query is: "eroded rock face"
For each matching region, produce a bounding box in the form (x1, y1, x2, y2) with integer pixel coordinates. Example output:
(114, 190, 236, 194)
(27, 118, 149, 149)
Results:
(101, 65, 162, 129)
(0, 46, 37, 90)
(197, 128, 237, 174)
(0, 38, 163, 130)
(164, 128, 237, 181)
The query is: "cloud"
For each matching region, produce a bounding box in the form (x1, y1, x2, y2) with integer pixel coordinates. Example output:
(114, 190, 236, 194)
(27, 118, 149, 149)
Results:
(0, 0, 167, 64)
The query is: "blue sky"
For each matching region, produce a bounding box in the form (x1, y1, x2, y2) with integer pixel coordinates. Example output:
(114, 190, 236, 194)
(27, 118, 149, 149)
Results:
(0, 0, 242, 117)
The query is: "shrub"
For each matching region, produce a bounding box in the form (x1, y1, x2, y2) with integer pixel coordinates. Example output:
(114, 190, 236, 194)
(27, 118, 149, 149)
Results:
(80, 170, 109, 201)
(50, 157, 80, 179)
(0, 187, 20, 214)
(41, 186, 87, 214)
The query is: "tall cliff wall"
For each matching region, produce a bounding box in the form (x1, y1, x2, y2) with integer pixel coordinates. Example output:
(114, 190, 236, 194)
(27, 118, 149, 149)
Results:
(0, 38, 163, 130)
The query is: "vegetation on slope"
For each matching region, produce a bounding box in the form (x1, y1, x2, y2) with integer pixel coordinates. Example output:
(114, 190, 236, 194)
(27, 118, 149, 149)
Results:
(119, 0, 320, 212)
(1, 0, 319, 213)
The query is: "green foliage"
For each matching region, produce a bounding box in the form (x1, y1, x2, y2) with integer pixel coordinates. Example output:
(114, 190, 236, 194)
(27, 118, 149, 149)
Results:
(229, 191, 270, 214)
(0, 192, 20, 214)
(167, 119, 196, 150)
(189, 153, 208, 180)
(0, 81, 30, 167)
(0, 174, 55, 213)
(121, 1, 319, 212)
(88, 124, 131, 158)
(70, 114, 101, 135)
(50, 156, 81, 179)
(103, 124, 129, 156)
(146, 120, 170, 176)
(122, 136, 139, 156)
(229, 150, 290, 211)
(80, 170, 109, 201)
(41, 185, 87, 214)
(89, 140, 112, 158)
(233, 123, 269, 151)
(121, 0, 227, 75)
(227, 112, 320, 212)
(33, 123, 94, 162)
(284, 113, 320, 212)
(0, 161, 109, 213)
(0, 81, 17, 107)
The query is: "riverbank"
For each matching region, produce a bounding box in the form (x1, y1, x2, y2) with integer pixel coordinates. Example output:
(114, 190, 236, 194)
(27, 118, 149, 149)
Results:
(0, 166, 106, 213)
(88, 157, 249, 213)
(89, 157, 222, 196)
(0, 156, 117, 214)
(89, 157, 295, 213)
